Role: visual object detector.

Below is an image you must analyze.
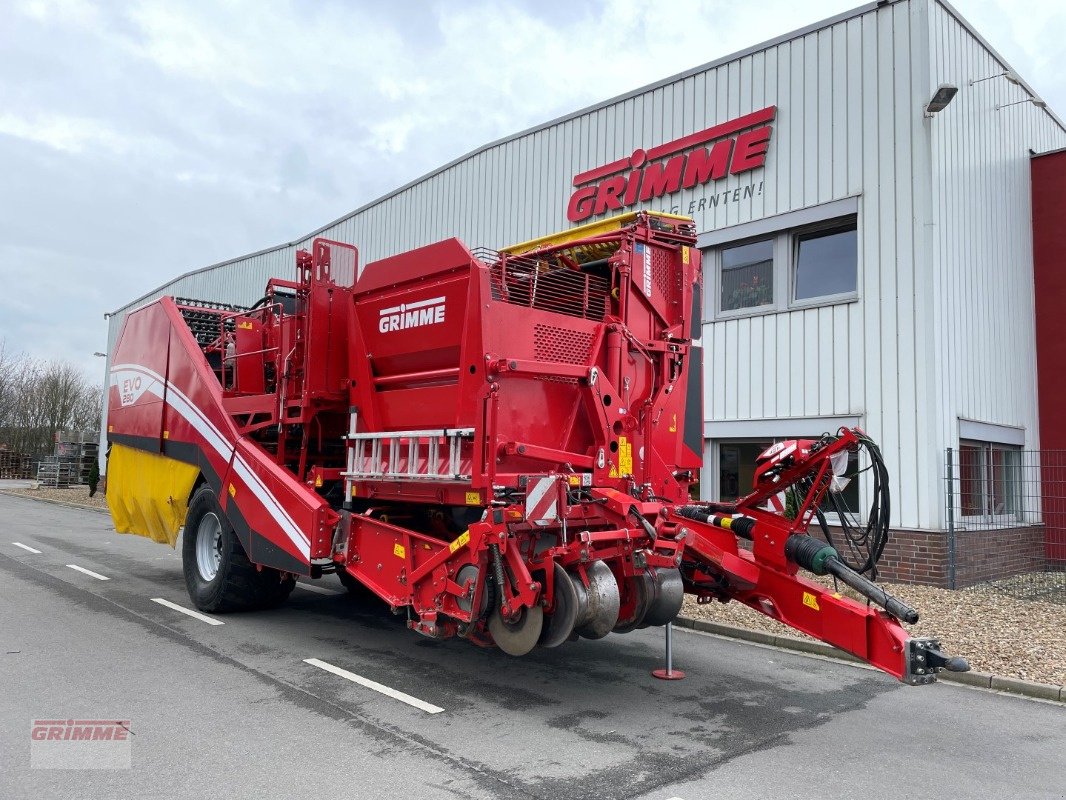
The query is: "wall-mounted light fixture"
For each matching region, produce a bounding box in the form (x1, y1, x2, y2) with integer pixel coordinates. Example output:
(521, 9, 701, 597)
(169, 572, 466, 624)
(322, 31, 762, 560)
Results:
(924, 84, 959, 117)
(969, 71, 1021, 87)
(996, 97, 1047, 111)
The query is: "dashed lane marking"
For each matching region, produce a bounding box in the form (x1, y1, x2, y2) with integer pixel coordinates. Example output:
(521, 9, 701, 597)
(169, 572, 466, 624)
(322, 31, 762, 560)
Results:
(65, 564, 109, 581)
(151, 597, 225, 626)
(12, 542, 42, 554)
(304, 657, 444, 714)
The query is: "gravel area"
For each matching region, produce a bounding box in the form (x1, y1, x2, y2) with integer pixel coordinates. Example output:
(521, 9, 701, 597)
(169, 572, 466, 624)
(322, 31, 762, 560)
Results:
(4, 487, 1063, 685)
(2, 486, 110, 510)
(683, 574, 1066, 686)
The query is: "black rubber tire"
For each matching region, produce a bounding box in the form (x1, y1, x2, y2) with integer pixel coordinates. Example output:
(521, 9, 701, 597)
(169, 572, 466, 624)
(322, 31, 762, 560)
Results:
(182, 484, 295, 612)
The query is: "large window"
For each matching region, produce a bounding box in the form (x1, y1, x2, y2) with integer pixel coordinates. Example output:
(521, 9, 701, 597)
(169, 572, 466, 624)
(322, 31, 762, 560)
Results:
(958, 440, 1022, 518)
(706, 214, 858, 319)
(717, 438, 860, 514)
(720, 240, 774, 312)
(794, 223, 858, 300)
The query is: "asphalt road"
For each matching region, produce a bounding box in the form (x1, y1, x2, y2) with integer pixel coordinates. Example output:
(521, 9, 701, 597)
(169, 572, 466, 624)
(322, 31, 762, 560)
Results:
(1, 493, 1063, 799)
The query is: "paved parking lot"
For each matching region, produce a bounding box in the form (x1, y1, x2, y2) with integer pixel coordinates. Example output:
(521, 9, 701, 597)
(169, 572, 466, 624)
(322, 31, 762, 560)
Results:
(1, 493, 1063, 799)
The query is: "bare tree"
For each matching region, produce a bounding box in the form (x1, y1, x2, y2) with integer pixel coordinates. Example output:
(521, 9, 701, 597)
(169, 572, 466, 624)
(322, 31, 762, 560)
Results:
(0, 343, 102, 458)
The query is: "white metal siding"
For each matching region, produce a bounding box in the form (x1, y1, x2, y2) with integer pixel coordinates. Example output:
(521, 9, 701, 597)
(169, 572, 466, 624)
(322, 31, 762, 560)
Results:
(927, 1, 1066, 524)
(702, 2, 937, 528)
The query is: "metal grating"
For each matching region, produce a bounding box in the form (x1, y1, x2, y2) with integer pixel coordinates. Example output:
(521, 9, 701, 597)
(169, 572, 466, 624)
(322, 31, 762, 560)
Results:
(534, 324, 594, 365)
(175, 298, 249, 347)
(651, 248, 676, 302)
(479, 249, 610, 322)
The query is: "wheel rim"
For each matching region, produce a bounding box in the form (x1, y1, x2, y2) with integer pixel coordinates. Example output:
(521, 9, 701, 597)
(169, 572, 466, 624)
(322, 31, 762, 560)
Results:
(195, 512, 223, 582)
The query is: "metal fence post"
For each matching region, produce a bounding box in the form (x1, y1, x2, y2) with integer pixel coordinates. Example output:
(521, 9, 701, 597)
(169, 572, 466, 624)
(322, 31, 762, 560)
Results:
(946, 447, 956, 590)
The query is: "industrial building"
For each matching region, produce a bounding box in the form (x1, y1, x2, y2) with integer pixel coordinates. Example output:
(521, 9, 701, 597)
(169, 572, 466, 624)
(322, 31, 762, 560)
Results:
(104, 0, 1066, 586)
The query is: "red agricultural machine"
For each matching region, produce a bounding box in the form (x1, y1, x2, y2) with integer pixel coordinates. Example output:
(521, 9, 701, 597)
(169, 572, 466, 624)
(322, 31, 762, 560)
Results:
(106, 211, 967, 684)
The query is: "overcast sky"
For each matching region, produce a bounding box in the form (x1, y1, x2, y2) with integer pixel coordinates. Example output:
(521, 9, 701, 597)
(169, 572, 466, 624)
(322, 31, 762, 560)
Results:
(1, 0, 1063, 378)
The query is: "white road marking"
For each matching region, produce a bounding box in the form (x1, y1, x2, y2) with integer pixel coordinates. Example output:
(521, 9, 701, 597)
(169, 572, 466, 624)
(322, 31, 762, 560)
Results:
(304, 658, 444, 714)
(295, 582, 342, 596)
(12, 542, 42, 554)
(65, 564, 110, 581)
(151, 597, 224, 626)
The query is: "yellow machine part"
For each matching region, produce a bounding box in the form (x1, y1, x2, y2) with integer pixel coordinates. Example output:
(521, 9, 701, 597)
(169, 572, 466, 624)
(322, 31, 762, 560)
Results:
(501, 211, 693, 255)
(106, 444, 201, 547)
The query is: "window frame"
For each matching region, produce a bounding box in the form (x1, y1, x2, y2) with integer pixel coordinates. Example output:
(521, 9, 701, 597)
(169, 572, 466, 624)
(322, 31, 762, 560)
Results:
(788, 217, 860, 310)
(957, 438, 1024, 524)
(706, 213, 860, 322)
(715, 235, 778, 317)
(708, 436, 864, 525)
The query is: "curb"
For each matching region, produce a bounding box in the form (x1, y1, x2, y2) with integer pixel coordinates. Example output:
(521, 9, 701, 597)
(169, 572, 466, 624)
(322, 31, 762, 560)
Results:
(0, 490, 111, 516)
(675, 615, 1064, 703)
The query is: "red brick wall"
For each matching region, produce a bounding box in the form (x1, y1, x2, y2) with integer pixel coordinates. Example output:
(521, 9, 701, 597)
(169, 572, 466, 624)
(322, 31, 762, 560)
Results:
(816, 525, 1046, 588)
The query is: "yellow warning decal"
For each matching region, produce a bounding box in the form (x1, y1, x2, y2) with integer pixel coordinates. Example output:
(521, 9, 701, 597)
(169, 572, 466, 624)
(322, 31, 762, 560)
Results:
(465, 491, 480, 505)
(162, 430, 169, 440)
(351, 485, 358, 497)
(682, 246, 690, 265)
(228, 483, 236, 498)
(669, 413, 677, 433)
(608, 465, 619, 478)
(449, 530, 470, 554)
(618, 436, 633, 476)
(803, 591, 820, 611)
(237, 321, 253, 330)
(393, 543, 406, 559)
(314, 474, 323, 488)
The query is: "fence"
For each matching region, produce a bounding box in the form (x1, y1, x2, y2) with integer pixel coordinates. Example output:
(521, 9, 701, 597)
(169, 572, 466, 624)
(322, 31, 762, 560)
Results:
(944, 447, 1065, 602)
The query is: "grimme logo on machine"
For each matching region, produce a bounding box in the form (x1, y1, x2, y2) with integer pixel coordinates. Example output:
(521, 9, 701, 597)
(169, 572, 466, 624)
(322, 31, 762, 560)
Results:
(378, 296, 446, 333)
(567, 105, 776, 223)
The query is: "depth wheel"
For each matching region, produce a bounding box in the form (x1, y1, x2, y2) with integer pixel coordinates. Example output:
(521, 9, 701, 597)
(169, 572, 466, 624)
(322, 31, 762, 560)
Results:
(488, 605, 544, 656)
(538, 563, 579, 648)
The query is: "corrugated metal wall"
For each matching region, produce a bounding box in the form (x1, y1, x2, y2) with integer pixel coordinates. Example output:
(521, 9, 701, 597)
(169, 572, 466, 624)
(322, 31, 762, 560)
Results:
(103, 0, 1066, 530)
(701, 1, 940, 526)
(928, 0, 1066, 516)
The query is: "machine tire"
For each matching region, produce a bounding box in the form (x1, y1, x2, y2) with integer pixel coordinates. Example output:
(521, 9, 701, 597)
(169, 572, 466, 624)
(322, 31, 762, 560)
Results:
(182, 484, 294, 612)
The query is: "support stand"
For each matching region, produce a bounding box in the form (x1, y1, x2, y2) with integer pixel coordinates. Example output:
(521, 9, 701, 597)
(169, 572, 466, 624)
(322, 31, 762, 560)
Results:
(651, 621, 686, 680)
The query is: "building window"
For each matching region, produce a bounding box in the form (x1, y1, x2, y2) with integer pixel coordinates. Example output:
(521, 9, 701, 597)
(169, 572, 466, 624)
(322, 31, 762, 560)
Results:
(958, 440, 1022, 518)
(707, 214, 858, 319)
(793, 222, 858, 301)
(716, 438, 861, 515)
(720, 239, 773, 312)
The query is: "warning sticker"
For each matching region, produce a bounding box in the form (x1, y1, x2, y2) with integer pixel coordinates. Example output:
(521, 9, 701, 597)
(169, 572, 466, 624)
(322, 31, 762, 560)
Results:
(393, 543, 406, 559)
(618, 436, 633, 476)
(802, 591, 820, 611)
(449, 531, 470, 553)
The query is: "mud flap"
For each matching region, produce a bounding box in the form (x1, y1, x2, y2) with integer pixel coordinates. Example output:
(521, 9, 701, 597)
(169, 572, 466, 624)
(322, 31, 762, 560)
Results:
(106, 443, 201, 546)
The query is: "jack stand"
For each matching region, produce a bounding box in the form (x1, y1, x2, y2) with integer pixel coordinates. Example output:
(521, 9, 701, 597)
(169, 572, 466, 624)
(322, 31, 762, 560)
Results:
(652, 621, 686, 680)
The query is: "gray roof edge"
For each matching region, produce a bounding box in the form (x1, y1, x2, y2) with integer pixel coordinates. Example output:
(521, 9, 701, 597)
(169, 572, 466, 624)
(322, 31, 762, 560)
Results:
(111, 0, 895, 317)
(934, 0, 1066, 133)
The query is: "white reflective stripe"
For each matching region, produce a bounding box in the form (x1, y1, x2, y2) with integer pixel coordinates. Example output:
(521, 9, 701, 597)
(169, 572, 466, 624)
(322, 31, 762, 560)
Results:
(525, 477, 553, 514)
(110, 363, 311, 558)
(232, 458, 310, 560)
